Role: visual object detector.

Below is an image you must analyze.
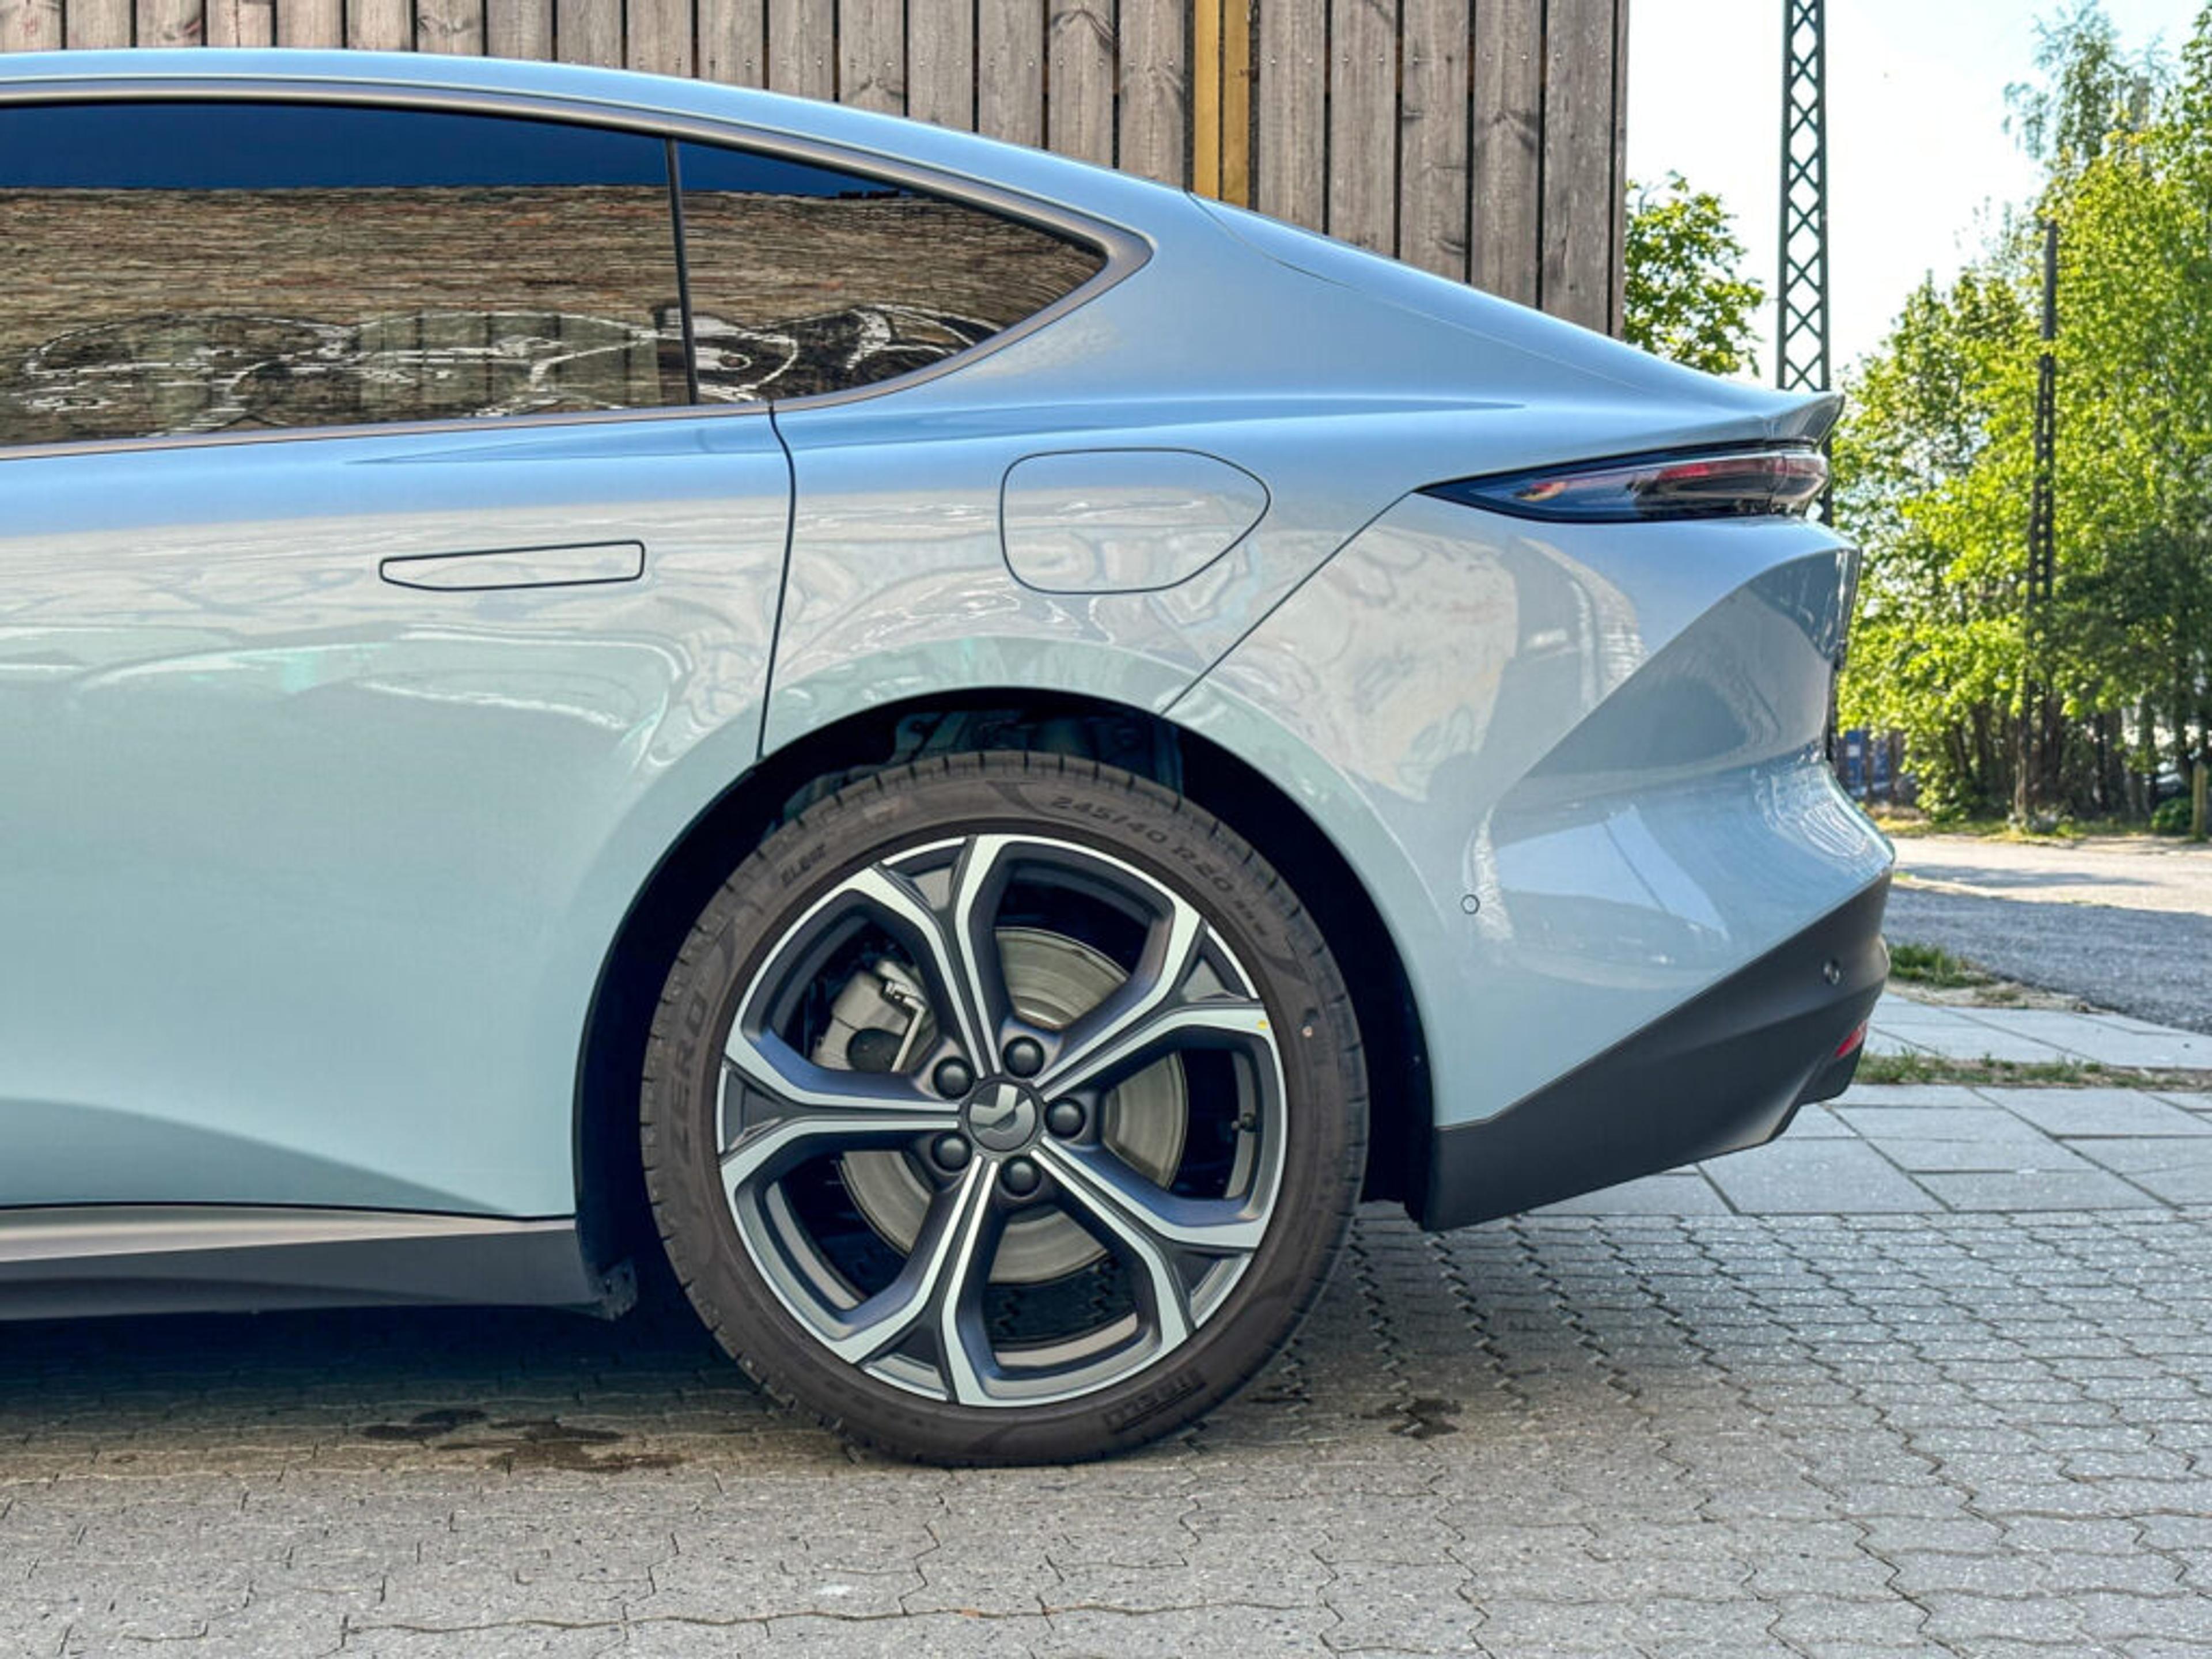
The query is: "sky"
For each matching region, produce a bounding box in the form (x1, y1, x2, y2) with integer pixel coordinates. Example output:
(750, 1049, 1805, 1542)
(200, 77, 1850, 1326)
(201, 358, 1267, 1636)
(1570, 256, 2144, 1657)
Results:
(1627, 0, 2202, 383)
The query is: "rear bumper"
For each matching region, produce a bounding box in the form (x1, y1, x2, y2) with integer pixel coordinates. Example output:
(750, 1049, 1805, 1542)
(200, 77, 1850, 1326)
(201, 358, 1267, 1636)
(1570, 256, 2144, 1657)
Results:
(1419, 873, 1889, 1230)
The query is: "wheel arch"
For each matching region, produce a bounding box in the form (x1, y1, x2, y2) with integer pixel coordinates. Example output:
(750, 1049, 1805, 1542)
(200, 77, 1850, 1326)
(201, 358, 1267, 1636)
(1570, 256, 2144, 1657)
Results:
(572, 690, 1432, 1283)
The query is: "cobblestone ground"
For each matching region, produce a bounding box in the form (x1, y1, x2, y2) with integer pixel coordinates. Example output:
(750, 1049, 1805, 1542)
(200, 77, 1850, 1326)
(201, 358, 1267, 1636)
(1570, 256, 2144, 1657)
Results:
(5, 1198, 2210, 1657)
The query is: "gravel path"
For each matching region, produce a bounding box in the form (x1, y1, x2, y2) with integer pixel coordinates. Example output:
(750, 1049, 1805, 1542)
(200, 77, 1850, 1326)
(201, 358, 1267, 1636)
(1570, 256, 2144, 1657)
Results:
(1884, 884, 2212, 1036)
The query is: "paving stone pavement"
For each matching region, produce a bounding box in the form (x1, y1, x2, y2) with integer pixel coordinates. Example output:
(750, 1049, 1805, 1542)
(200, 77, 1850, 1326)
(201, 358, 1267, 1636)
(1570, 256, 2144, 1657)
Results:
(6, 1148, 2212, 1657)
(1866, 994, 2212, 1072)
(6, 999, 2211, 1658)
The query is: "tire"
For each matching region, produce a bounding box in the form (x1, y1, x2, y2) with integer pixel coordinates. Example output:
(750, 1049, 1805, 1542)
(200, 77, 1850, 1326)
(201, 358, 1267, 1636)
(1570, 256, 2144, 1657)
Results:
(640, 752, 1367, 1464)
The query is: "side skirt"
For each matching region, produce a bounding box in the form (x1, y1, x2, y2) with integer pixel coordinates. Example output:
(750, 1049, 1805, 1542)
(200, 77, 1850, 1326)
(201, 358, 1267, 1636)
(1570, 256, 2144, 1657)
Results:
(0, 1206, 624, 1321)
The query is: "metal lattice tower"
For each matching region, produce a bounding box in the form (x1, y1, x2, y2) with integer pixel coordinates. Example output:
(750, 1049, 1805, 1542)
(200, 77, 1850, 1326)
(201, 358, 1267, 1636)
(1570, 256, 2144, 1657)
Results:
(1778, 0, 1831, 393)
(2029, 220, 2058, 608)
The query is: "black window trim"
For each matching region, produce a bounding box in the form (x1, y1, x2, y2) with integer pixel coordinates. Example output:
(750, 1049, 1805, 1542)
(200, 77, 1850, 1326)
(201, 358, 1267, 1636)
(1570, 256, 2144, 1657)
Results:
(0, 77, 1147, 463)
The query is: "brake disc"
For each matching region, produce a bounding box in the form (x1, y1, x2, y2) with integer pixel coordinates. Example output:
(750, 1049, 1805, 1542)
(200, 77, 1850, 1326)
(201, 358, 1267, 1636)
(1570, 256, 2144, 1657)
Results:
(820, 927, 1187, 1284)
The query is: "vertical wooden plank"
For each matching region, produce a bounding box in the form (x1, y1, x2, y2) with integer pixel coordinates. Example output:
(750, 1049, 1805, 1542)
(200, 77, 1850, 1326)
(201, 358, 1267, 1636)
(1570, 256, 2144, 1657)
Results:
(907, 0, 975, 127)
(347, 0, 413, 49)
(1221, 0, 1252, 206)
(1328, 0, 1397, 252)
(837, 0, 903, 113)
(485, 0, 552, 56)
(698, 0, 764, 83)
(1255, 0, 1323, 230)
(1399, 0, 1470, 280)
(1047, 1, 1115, 168)
(136, 0, 204, 44)
(1119, 0, 1187, 187)
(767, 0, 834, 99)
(627, 0, 692, 73)
(65, 0, 134, 46)
(554, 0, 619, 63)
(0, 0, 65, 51)
(978, 1, 1044, 147)
(1470, 0, 1540, 303)
(279, 0, 346, 44)
(1610, 0, 1630, 335)
(207, 0, 275, 44)
(1541, 0, 1614, 327)
(416, 0, 483, 52)
(1193, 0, 1222, 197)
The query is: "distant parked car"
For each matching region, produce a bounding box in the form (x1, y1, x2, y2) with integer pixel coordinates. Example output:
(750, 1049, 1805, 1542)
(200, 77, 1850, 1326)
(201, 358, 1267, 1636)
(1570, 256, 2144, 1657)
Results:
(0, 52, 1892, 1463)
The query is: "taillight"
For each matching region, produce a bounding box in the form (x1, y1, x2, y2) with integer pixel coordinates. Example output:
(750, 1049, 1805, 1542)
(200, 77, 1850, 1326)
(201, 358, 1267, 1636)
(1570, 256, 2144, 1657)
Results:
(1426, 445, 1828, 523)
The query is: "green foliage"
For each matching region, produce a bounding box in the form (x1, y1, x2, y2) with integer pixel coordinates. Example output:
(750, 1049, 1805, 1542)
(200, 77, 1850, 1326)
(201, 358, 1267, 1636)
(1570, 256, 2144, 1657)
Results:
(2152, 797, 2193, 834)
(1852, 1053, 2212, 1088)
(1840, 2, 2212, 822)
(2005, 1, 2166, 166)
(1622, 173, 1764, 376)
(1887, 942, 1992, 988)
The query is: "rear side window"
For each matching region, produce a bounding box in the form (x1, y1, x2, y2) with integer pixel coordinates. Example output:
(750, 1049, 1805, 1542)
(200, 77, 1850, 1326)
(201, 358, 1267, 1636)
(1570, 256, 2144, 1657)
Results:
(0, 103, 1107, 448)
(676, 141, 1105, 403)
(0, 103, 686, 446)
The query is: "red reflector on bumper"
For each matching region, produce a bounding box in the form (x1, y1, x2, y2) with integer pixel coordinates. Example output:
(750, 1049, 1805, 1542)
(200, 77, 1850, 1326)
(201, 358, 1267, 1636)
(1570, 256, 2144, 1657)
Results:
(1834, 1021, 1869, 1060)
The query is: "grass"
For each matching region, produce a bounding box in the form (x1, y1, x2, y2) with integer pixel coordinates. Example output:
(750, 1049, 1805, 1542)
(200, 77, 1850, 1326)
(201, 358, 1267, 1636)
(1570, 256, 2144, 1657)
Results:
(1886, 941, 1993, 989)
(1855, 1052, 2212, 1091)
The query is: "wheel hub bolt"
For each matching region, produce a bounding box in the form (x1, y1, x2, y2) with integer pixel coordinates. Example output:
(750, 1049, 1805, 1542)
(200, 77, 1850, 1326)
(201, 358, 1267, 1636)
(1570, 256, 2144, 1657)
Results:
(1003, 1036, 1045, 1078)
(1045, 1099, 1086, 1138)
(931, 1133, 973, 1172)
(1001, 1157, 1041, 1197)
(932, 1056, 974, 1098)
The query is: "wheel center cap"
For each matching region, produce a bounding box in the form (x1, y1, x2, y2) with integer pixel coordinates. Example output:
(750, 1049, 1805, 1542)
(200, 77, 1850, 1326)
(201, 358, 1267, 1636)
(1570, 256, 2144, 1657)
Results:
(963, 1078, 1041, 1153)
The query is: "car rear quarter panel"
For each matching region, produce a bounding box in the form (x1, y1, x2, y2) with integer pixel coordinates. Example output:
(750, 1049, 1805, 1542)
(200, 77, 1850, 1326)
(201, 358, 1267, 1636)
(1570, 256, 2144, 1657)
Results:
(1171, 495, 1893, 1133)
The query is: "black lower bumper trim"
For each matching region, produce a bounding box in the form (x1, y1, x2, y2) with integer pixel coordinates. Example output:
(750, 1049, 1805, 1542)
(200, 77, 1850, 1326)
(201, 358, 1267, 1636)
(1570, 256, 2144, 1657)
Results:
(1421, 874, 1891, 1230)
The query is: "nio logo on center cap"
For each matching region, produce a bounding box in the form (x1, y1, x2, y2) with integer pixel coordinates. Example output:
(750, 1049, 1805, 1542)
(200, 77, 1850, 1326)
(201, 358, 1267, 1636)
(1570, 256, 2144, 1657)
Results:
(964, 1080, 1040, 1152)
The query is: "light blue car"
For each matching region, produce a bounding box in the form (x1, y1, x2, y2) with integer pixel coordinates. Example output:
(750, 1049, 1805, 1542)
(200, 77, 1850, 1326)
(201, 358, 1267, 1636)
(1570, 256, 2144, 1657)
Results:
(0, 51, 1891, 1463)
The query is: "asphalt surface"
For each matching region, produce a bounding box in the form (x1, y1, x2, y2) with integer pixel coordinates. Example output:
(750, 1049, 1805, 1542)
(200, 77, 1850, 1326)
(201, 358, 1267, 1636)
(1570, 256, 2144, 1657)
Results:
(1885, 838, 2212, 1036)
(1891, 837, 2212, 916)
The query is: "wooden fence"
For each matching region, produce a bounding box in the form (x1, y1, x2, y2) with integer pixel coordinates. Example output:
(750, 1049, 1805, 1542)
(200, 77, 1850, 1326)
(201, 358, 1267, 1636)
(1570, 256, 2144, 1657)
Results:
(0, 0, 1629, 332)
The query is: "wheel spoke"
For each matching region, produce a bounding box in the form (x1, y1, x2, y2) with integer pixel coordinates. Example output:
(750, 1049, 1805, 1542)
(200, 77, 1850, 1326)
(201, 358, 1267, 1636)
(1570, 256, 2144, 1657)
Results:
(1037, 1141, 1270, 1353)
(834, 851, 1008, 1068)
(724, 1024, 944, 1117)
(1037, 1140, 1272, 1256)
(1041, 997, 1275, 1100)
(719, 1025, 956, 1191)
(820, 1158, 1001, 1404)
(719, 1105, 953, 1193)
(1048, 890, 1204, 1074)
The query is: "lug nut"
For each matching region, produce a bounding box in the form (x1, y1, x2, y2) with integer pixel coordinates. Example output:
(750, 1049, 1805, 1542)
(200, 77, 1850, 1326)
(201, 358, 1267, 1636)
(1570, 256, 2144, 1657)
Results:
(1045, 1099, 1086, 1138)
(931, 1134, 973, 1172)
(1001, 1157, 1041, 1196)
(932, 1056, 974, 1098)
(1003, 1036, 1045, 1078)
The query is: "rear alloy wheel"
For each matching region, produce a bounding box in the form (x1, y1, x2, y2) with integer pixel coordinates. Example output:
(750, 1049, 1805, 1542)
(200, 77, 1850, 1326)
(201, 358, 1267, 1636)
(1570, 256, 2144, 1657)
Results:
(641, 755, 1366, 1463)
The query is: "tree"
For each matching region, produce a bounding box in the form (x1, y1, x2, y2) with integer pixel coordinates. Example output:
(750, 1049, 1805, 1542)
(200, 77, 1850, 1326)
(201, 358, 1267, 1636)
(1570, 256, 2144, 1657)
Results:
(1839, 1, 2212, 823)
(1835, 269, 2037, 818)
(2005, 0, 2165, 168)
(1622, 173, 1764, 376)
